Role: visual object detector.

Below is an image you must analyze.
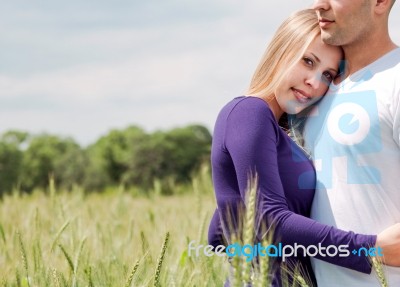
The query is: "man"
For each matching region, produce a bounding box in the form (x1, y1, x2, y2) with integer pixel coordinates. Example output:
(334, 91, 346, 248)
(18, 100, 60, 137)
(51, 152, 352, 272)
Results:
(303, 0, 400, 286)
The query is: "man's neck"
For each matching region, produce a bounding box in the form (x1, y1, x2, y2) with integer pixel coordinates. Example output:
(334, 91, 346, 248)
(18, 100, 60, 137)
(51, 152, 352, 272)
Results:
(342, 30, 397, 77)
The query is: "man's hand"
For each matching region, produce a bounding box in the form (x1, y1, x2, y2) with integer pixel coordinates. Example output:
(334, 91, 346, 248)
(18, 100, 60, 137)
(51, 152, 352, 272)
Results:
(376, 223, 400, 266)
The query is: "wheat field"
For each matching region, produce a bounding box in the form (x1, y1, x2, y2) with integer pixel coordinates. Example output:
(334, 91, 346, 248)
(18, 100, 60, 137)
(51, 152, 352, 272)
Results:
(0, 172, 228, 286)
(0, 173, 388, 287)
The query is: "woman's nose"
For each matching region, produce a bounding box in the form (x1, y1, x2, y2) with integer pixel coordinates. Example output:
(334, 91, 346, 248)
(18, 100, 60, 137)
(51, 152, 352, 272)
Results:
(305, 73, 322, 90)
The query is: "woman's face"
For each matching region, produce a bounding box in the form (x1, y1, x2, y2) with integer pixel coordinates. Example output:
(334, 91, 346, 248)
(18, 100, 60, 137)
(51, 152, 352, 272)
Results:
(275, 36, 342, 115)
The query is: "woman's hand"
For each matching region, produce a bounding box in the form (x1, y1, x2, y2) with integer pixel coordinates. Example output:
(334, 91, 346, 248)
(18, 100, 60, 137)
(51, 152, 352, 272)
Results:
(376, 223, 400, 266)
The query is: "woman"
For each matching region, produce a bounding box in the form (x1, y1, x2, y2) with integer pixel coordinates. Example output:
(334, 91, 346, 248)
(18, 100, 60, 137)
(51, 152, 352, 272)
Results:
(208, 9, 400, 286)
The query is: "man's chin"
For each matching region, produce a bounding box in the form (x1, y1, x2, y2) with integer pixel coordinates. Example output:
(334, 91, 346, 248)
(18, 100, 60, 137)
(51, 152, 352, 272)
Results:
(321, 33, 340, 46)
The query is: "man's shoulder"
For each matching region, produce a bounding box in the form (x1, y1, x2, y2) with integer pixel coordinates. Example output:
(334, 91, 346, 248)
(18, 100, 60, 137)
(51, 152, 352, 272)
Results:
(374, 48, 400, 75)
(360, 49, 400, 88)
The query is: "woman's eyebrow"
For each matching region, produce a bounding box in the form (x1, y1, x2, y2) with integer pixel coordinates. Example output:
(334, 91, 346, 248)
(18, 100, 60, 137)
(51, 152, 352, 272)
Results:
(311, 52, 338, 74)
(311, 52, 320, 63)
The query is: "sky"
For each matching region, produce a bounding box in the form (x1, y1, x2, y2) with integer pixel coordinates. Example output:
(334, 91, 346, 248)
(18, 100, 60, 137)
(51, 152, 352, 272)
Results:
(1, 1, 400, 146)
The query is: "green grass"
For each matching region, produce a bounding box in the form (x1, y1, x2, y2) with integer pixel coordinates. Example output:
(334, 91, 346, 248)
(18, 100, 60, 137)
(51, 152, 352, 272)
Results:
(0, 186, 227, 286)
(0, 171, 388, 287)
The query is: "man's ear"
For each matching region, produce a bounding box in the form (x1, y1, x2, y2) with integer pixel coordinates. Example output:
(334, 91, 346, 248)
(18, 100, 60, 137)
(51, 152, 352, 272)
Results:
(375, 0, 392, 15)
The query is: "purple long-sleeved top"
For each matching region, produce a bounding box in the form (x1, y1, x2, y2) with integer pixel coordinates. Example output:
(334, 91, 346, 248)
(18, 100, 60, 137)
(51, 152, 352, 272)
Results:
(208, 96, 376, 286)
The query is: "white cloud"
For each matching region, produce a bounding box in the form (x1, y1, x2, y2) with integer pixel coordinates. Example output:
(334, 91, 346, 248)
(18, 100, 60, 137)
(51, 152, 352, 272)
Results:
(1, 0, 400, 145)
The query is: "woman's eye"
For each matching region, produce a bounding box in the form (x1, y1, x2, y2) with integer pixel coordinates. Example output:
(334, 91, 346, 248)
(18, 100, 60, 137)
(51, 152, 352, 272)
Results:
(303, 57, 314, 66)
(323, 71, 334, 82)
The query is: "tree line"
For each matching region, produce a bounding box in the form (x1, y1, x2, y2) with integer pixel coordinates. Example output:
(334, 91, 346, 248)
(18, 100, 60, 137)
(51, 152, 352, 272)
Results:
(0, 124, 212, 196)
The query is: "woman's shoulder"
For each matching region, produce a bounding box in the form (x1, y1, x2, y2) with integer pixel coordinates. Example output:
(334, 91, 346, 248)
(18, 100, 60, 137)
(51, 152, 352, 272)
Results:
(215, 96, 279, 140)
(221, 96, 275, 119)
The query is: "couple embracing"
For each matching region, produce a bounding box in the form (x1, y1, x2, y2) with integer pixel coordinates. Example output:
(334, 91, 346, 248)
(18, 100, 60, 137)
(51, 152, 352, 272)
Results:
(208, 0, 400, 286)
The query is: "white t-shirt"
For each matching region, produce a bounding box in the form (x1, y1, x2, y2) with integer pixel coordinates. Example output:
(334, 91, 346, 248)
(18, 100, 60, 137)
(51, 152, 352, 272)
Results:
(304, 48, 400, 287)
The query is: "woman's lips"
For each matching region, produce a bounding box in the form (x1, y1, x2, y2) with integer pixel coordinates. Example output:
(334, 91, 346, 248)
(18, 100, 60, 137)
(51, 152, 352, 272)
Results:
(292, 88, 311, 104)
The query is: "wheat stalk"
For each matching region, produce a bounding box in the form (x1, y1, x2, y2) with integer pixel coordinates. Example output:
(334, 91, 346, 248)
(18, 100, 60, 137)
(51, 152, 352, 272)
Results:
(257, 234, 271, 287)
(51, 220, 70, 252)
(230, 234, 242, 287)
(58, 244, 74, 272)
(293, 265, 310, 287)
(0, 223, 6, 244)
(372, 257, 388, 287)
(125, 259, 140, 287)
(140, 231, 149, 255)
(154, 232, 170, 286)
(84, 266, 94, 287)
(15, 270, 21, 287)
(17, 231, 30, 287)
(72, 237, 86, 287)
(242, 174, 258, 284)
(124, 252, 148, 287)
(52, 268, 61, 287)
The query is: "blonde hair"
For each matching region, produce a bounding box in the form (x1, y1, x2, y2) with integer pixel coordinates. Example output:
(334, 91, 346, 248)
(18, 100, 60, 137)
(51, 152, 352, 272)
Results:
(246, 9, 321, 100)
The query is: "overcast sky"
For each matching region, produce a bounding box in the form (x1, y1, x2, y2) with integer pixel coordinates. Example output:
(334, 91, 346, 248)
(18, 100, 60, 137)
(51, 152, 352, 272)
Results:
(1, 1, 400, 146)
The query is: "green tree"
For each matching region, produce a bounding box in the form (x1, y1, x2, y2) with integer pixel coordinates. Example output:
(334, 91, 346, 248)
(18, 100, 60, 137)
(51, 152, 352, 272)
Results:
(83, 126, 146, 190)
(20, 134, 86, 192)
(123, 124, 211, 191)
(0, 130, 29, 195)
(164, 124, 211, 182)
